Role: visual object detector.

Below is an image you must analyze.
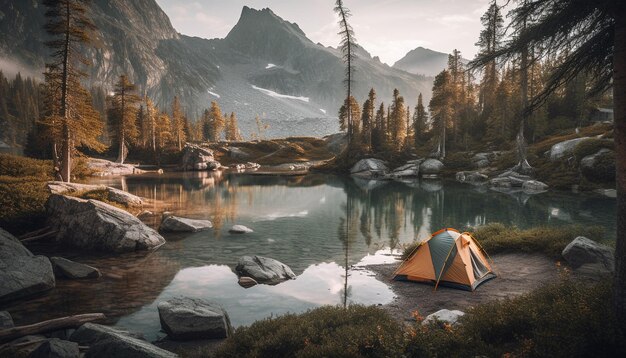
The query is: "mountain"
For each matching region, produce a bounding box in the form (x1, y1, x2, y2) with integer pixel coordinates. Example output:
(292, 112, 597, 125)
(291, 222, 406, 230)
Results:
(393, 47, 455, 77)
(0, 2, 433, 138)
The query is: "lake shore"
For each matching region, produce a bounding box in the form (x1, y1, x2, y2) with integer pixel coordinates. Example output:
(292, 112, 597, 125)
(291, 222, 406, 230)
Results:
(365, 253, 563, 324)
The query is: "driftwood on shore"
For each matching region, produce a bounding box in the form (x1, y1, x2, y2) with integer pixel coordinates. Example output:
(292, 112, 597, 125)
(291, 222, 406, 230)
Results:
(0, 313, 105, 343)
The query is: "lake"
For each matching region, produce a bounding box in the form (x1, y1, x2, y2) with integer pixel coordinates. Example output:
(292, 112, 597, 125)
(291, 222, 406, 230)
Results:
(7, 172, 616, 341)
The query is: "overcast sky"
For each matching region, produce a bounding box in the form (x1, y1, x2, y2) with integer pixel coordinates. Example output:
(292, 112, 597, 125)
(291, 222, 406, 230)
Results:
(155, 0, 495, 65)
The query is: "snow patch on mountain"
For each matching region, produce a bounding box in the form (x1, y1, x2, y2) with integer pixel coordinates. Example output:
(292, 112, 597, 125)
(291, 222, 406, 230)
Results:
(251, 85, 309, 102)
(266, 63, 277, 69)
(207, 89, 221, 98)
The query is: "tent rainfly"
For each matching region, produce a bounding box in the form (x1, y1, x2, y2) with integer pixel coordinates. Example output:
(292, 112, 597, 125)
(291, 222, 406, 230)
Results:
(393, 228, 496, 291)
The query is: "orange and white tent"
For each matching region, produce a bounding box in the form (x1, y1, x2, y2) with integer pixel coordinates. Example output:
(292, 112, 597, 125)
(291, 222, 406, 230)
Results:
(393, 228, 496, 291)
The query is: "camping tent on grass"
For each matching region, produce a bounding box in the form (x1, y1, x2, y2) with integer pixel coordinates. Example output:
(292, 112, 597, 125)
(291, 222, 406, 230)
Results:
(393, 228, 496, 291)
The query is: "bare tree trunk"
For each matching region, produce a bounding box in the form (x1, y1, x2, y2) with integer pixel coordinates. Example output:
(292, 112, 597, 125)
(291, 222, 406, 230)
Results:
(515, 6, 532, 175)
(59, 1, 71, 183)
(613, 5, 626, 332)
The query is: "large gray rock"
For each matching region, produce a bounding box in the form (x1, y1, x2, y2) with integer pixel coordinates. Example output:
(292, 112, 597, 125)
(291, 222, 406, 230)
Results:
(562, 237, 614, 272)
(46, 182, 144, 207)
(71, 323, 177, 358)
(580, 148, 615, 182)
(350, 159, 389, 178)
(389, 163, 420, 178)
(472, 153, 490, 168)
(0, 310, 14, 329)
(229, 225, 253, 234)
(88, 158, 145, 177)
(419, 159, 444, 176)
(50, 257, 101, 279)
(46, 195, 165, 253)
(0, 228, 55, 304)
(159, 216, 213, 233)
(182, 144, 220, 171)
(456, 171, 488, 184)
(549, 137, 589, 161)
(30, 338, 79, 358)
(157, 297, 231, 340)
(235, 255, 296, 285)
(422, 309, 465, 326)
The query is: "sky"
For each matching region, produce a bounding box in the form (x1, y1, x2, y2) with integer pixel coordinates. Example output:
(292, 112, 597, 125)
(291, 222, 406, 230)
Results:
(155, 0, 495, 65)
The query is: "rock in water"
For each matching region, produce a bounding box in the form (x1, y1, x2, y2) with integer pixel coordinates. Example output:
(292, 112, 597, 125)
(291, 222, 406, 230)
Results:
(0, 228, 55, 304)
(350, 159, 389, 178)
(238, 276, 258, 288)
(419, 159, 444, 177)
(0, 311, 14, 329)
(235, 255, 296, 285)
(30, 338, 79, 358)
(389, 163, 420, 178)
(46, 195, 165, 253)
(160, 216, 213, 233)
(182, 143, 220, 171)
(562, 236, 614, 272)
(229, 225, 253, 234)
(422, 309, 465, 326)
(50, 257, 101, 279)
(522, 180, 549, 193)
(157, 297, 232, 340)
(71, 323, 177, 358)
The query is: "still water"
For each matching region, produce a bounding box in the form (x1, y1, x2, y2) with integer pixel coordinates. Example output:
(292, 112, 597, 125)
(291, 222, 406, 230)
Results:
(7, 172, 616, 340)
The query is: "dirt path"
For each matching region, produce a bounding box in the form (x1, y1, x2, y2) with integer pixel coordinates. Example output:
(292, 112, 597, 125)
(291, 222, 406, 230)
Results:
(366, 253, 562, 323)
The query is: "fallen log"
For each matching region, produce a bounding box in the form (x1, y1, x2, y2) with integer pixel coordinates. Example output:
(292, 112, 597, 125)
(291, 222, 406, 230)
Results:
(19, 230, 58, 243)
(18, 226, 52, 240)
(0, 313, 105, 343)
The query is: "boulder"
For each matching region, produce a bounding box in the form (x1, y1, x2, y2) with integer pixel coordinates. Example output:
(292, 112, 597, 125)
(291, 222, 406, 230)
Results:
(562, 237, 614, 272)
(106, 187, 144, 207)
(422, 309, 465, 326)
(350, 159, 388, 178)
(0, 335, 48, 357)
(0, 228, 55, 304)
(229, 164, 246, 171)
(71, 323, 176, 358)
(522, 180, 549, 193)
(50, 257, 101, 279)
(182, 143, 220, 171)
(46, 182, 144, 207)
(0, 311, 14, 329)
(389, 163, 419, 178)
(594, 188, 617, 198)
(46, 195, 165, 253)
(87, 158, 144, 177)
(235, 255, 296, 285)
(238, 276, 258, 288)
(245, 162, 261, 170)
(160, 216, 213, 233)
(549, 137, 589, 161)
(472, 153, 490, 168)
(30, 338, 79, 358)
(228, 147, 250, 160)
(229, 225, 253, 234)
(489, 177, 512, 188)
(157, 297, 232, 340)
(456, 171, 488, 184)
(419, 159, 444, 176)
(580, 148, 616, 182)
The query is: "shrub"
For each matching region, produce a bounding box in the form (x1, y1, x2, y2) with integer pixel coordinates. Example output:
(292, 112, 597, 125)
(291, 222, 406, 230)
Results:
(0, 176, 49, 234)
(214, 305, 405, 358)
(471, 223, 606, 258)
(443, 152, 473, 171)
(573, 138, 614, 161)
(0, 154, 53, 179)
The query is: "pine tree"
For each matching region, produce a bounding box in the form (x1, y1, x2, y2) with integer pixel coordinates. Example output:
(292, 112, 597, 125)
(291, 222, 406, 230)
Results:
(334, 0, 357, 146)
(389, 89, 407, 152)
(201, 109, 211, 141)
(144, 97, 158, 151)
(413, 93, 428, 148)
(208, 101, 224, 142)
(155, 111, 172, 149)
(109, 75, 140, 164)
(429, 70, 453, 159)
(43, 0, 103, 182)
(226, 112, 242, 141)
(171, 96, 186, 150)
(360, 88, 376, 151)
(372, 102, 387, 152)
(338, 96, 361, 144)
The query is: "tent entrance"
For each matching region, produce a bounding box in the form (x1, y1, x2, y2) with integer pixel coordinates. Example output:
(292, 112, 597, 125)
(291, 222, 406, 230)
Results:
(470, 247, 490, 279)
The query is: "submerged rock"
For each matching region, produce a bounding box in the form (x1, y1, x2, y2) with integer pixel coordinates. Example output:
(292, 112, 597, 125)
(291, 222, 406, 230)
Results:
(50, 257, 101, 279)
(30, 338, 79, 358)
(350, 159, 389, 178)
(46, 195, 165, 253)
(158, 297, 232, 340)
(71, 323, 177, 358)
(229, 225, 253, 234)
(0, 228, 55, 304)
(522, 180, 549, 193)
(422, 309, 465, 326)
(235, 255, 296, 285)
(456, 171, 488, 184)
(562, 236, 614, 272)
(160, 216, 213, 233)
(389, 163, 420, 178)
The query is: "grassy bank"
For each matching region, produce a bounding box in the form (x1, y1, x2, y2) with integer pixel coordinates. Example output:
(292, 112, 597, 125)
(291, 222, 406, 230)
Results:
(212, 279, 622, 357)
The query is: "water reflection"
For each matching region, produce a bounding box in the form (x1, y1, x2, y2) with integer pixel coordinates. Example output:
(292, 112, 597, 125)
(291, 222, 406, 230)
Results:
(7, 172, 614, 339)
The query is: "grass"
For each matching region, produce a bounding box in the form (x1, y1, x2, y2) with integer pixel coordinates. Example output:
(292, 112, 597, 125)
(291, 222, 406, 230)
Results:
(212, 279, 623, 358)
(401, 223, 606, 261)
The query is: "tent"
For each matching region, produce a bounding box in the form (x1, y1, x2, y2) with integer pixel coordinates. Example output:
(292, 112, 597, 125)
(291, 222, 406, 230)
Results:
(393, 228, 496, 291)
